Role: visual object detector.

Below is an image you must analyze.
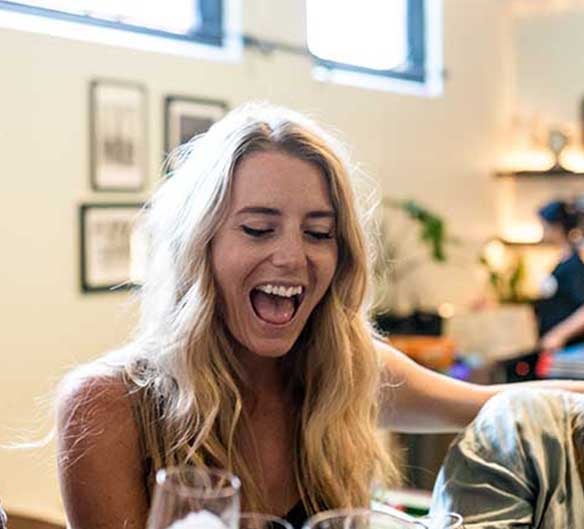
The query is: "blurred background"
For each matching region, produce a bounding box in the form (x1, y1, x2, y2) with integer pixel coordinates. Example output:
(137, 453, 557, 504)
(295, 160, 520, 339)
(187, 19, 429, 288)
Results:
(3, 0, 584, 523)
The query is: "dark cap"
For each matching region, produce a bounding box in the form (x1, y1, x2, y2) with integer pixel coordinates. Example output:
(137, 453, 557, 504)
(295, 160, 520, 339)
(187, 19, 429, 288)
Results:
(538, 200, 580, 232)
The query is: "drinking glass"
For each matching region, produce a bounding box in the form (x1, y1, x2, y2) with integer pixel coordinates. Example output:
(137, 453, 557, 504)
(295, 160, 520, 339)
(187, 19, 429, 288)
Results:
(239, 512, 294, 529)
(146, 467, 241, 529)
(416, 513, 463, 529)
(303, 508, 462, 529)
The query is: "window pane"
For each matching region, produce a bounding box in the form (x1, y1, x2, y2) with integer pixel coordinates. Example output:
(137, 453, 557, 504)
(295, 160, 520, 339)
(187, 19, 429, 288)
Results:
(306, 0, 407, 71)
(21, 0, 198, 34)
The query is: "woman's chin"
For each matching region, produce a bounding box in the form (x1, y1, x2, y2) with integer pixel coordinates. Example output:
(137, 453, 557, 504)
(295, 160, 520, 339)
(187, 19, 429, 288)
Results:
(245, 339, 295, 358)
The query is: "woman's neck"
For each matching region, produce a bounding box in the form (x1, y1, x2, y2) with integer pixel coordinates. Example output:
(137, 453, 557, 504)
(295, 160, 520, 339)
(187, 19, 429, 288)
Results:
(237, 348, 288, 398)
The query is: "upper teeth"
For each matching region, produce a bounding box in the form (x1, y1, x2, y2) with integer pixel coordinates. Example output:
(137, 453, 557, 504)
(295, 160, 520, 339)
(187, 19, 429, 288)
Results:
(256, 284, 303, 298)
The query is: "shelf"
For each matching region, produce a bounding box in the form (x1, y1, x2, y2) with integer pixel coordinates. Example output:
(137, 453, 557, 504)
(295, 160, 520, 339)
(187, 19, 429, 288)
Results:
(495, 169, 584, 179)
(498, 239, 551, 247)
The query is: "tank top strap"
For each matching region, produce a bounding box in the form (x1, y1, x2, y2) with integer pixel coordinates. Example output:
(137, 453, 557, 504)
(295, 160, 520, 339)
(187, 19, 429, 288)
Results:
(122, 369, 170, 500)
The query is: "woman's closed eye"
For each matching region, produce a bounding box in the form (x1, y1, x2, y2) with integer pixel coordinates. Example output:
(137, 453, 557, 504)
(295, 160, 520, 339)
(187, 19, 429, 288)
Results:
(306, 230, 334, 240)
(240, 225, 334, 240)
(241, 225, 273, 237)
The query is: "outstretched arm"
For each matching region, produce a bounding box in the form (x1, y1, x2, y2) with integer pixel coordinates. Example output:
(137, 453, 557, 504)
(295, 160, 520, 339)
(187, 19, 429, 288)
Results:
(540, 303, 584, 352)
(377, 338, 584, 433)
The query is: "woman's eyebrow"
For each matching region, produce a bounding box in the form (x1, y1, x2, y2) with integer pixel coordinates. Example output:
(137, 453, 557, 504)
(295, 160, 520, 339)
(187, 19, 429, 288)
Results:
(236, 206, 280, 216)
(235, 206, 335, 219)
(306, 210, 335, 219)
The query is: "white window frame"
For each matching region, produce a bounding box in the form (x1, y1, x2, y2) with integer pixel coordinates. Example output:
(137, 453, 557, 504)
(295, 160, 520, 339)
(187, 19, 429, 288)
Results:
(0, 0, 242, 63)
(311, 0, 443, 97)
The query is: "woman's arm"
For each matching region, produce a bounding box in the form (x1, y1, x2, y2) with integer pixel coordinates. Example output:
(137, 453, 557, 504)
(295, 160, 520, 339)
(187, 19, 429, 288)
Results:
(376, 338, 584, 433)
(540, 303, 584, 352)
(56, 372, 149, 529)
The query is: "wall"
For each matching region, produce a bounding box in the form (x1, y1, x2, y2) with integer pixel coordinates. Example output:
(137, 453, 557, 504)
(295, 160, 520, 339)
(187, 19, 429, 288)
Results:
(490, 2, 584, 282)
(0, 0, 513, 521)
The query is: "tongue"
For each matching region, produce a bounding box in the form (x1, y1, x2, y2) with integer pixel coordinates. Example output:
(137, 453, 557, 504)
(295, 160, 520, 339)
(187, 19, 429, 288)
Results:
(251, 290, 295, 324)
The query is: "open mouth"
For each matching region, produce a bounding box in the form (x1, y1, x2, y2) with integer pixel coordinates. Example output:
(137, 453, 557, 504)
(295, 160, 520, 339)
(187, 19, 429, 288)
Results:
(249, 285, 305, 325)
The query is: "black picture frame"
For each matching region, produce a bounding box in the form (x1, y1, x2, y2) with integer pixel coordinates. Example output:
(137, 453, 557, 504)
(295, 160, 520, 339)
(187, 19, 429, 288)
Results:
(89, 79, 148, 192)
(79, 203, 147, 293)
(164, 95, 228, 156)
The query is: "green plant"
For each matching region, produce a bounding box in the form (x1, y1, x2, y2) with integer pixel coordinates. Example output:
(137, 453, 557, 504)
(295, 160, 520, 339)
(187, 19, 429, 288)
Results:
(382, 198, 449, 265)
(398, 199, 447, 262)
(374, 198, 453, 314)
(480, 253, 529, 303)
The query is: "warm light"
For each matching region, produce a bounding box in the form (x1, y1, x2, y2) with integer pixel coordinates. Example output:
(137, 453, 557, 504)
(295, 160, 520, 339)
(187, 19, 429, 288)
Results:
(498, 148, 555, 173)
(501, 223, 543, 244)
(438, 302, 455, 319)
(519, 245, 562, 299)
(559, 145, 584, 172)
(483, 239, 508, 271)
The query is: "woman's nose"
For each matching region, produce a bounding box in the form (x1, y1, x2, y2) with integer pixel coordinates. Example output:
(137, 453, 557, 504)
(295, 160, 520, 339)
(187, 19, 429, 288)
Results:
(270, 232, 307, 270)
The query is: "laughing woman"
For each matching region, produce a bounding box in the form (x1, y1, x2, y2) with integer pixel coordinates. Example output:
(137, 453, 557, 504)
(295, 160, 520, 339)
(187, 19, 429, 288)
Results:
(57, 103, 584, 529)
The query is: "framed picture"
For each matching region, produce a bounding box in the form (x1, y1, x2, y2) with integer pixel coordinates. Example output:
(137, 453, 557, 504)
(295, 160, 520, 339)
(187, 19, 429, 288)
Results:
(164, 96, 228, 155)
(90, 79, 147, 191)
(79, 203, 148, 293)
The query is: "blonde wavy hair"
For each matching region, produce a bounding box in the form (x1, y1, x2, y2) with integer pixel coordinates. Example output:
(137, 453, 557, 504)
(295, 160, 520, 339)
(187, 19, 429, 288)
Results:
(122, 102, 398, 513)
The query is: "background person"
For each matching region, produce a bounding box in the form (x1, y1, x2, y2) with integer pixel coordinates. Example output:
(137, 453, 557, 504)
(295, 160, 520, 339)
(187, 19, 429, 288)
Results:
(536, 200, 584, 352)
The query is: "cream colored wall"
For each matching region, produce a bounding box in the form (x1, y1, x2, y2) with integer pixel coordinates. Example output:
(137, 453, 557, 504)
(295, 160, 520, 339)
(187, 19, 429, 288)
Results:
(0, 0, 512, 522)
(488, 4, 584, 277)
(514, 9, 584, 123)
(498, 7, 584, 235)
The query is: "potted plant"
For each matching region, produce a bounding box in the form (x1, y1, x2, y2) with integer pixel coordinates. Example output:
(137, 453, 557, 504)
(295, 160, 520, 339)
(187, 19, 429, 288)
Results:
(373, 198, 453, 336)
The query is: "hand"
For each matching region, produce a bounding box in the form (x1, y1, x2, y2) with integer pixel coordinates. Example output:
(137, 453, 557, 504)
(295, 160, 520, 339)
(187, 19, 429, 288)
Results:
(540, 329, 567, 354)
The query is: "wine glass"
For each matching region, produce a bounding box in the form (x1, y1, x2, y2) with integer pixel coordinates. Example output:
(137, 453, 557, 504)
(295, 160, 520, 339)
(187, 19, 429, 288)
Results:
(146, 467, 241, 529)
(416, 513, 463, 529)
(239, 512, 294, 529)
(303, 508, 462, 529)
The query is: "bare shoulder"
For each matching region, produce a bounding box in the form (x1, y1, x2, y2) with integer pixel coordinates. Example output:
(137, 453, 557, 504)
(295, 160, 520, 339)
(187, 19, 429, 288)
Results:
(56, 362, 149, 529)
(56, 364, 137, 451)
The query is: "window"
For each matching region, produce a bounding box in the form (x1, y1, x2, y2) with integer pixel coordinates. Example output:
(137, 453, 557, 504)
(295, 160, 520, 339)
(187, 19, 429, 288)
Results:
(0, 0, 224, 47)
(307, 0, 437, 92)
